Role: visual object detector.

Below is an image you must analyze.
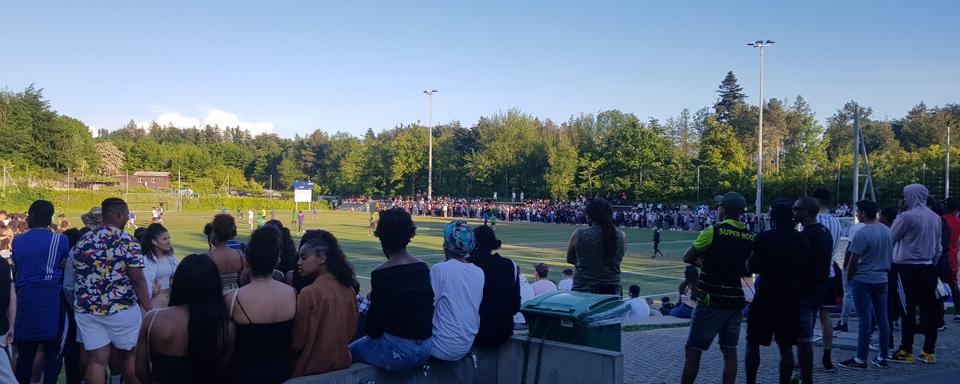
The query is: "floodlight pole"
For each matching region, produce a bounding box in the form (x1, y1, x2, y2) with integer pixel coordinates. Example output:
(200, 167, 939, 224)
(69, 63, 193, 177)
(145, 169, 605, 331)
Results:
(749, 40, 774, 220)
(947, 125, 951, 198)
(423, 90, 437, 201)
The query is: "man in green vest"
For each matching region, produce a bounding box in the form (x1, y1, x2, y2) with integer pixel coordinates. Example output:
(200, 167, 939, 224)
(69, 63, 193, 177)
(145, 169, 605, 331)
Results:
(681, 192, 754, 384)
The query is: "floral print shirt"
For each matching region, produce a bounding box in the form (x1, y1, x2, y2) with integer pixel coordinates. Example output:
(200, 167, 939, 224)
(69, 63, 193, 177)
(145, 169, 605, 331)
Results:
(72, 225, 145, 315)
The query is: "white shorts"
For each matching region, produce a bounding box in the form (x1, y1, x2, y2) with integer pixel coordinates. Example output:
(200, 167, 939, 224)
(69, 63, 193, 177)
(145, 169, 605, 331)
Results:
(75, 307, 142, 351)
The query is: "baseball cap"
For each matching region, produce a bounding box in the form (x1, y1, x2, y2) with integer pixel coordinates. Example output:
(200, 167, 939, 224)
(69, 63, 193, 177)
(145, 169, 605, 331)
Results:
(769, 198, 793, 214)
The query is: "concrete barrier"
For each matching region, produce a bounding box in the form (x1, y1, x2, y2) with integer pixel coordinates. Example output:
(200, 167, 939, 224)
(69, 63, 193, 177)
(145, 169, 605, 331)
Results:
(286, 335, 622, 384)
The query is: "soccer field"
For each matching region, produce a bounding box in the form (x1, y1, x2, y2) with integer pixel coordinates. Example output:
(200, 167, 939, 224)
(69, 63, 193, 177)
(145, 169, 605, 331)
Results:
(67, 210, 698, 299)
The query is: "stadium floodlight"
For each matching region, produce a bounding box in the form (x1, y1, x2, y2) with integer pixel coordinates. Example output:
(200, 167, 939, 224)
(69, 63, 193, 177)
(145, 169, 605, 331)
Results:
(423, 90, 438, 201)
(748, 39, 774, 225)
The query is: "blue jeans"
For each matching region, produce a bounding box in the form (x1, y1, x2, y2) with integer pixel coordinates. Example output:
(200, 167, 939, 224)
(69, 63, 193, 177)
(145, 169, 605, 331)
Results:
(851, 280, 889, 362)
(349, 333, 433, 372)
(840, 269, 856, 323)
(670, 303, 694, 319)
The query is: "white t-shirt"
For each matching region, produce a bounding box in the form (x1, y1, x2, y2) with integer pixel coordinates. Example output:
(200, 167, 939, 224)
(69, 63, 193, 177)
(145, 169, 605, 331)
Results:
(514, 274, 535, 325)
(531, 279, 558, 297)
(558, 278, 573, 292)
(626, 298, 651, 319)
(143, 254, 179, 298)
(430, 259, 485, 361)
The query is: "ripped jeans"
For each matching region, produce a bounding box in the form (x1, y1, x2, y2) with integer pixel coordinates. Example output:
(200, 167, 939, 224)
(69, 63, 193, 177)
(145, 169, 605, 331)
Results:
(349, 333, 433, 372)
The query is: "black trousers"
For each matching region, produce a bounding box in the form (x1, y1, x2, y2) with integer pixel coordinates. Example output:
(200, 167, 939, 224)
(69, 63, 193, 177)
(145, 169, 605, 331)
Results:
(894, 263, 939, 354)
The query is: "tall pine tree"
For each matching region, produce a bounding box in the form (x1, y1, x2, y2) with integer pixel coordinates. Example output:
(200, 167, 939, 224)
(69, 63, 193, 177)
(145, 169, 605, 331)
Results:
(714, 71, 747, 123)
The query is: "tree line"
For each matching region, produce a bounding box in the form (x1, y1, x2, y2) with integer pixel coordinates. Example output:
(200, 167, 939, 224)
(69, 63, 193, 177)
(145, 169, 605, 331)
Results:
(1, 74, 958, 207)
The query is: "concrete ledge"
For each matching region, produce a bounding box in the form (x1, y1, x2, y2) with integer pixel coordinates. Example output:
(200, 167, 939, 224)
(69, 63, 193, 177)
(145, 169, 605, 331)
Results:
(286, 335, 622, 384)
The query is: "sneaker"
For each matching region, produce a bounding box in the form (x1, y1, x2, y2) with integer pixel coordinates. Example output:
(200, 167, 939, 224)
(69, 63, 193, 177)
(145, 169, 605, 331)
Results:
(790, 374, 803, 384)
(872, 358, 889, 369)
(953, 314, 960, 323)
(834, 321, 848, 332)
(837, 358, 867, 369)
(889, 350, 915, 364)
(918, 352, 936, 364)
(937, 324, 947, 331)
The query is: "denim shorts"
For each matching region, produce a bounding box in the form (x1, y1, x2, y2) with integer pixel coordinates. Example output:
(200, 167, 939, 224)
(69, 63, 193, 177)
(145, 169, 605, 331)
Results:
(686, 305, 743, 351)
(797, 298, 818, 343)
(349, 333, 433, 372)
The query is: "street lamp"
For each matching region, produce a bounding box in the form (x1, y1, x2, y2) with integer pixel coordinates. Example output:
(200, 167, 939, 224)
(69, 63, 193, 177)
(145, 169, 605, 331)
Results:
(423, 90, 437, 201)
(748, 39, 774, 222)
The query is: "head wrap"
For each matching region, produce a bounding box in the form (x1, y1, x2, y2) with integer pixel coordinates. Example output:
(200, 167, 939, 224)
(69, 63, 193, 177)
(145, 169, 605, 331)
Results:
(443, 221, 476, 258)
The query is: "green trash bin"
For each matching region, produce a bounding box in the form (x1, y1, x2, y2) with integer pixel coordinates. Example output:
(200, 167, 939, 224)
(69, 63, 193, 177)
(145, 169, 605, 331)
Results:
(520, 291, 624, 351)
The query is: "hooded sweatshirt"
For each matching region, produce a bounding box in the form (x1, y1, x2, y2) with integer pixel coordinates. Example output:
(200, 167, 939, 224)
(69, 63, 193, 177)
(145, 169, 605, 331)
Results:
(891, 184, 942, 265)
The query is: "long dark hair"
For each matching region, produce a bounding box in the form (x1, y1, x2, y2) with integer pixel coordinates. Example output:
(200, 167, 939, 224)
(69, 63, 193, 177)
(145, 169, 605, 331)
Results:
(301, 230, 355, 288)
(246, 225, 281, 277)
(585, 198, 618, 260)
(140, 223, 170, 263)
(168, 254, 229, 383)
(266, 221, 297, 273)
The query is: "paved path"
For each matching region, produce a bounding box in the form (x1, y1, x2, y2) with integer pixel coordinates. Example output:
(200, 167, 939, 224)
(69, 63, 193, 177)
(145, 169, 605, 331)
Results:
(622, 318, 960, 383)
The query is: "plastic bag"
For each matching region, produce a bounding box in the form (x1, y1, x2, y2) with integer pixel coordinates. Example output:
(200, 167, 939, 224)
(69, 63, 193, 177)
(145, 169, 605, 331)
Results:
(581, 301, 633, 327)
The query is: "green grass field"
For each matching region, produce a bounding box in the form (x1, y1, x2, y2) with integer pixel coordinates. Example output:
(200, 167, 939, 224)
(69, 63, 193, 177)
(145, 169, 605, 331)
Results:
(68, 210, 698, 299)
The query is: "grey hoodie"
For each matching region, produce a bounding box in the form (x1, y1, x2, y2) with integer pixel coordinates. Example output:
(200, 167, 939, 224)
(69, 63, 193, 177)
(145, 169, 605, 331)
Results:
(891, 184, 942, 265)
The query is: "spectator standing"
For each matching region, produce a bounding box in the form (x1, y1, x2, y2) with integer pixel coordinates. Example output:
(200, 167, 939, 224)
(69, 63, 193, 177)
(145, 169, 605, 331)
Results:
(72, 198, 152, 384)
(652, 227, 664, 258)
(292, 232, 358, 377)
(889, 184, 942, 364)
(567, 198, 625, 295)
(469, 225, 520, 348)
(12, 200, 69, 384)
(207, 214, 245, 294)
(836, 200, 892, 369)
(141, 223, 179, 309)
(680, 192, 753, 384)
(558, 269, 574, 291)
(224, 225, 297, 384)
(793, 197, 835, 382)
(810, 190, 846, 368)
(745, 198, 808, 384)
(530, 263, 558, 297)
(0, 247, 14, 382)
(350, 208, 434, 372)
(135, 254, 234, 383)
(430, 221, 485, 361)
(939, 198, 960, 323)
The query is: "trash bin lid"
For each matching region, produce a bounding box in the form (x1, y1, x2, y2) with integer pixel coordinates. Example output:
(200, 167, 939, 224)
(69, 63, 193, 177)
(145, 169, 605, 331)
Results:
(520, 291, 621, 321)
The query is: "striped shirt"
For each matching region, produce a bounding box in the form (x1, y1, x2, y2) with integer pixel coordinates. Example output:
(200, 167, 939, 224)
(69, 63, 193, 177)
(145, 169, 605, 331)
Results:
(816, 213, 842, 278)
(12, 229, 69, 286)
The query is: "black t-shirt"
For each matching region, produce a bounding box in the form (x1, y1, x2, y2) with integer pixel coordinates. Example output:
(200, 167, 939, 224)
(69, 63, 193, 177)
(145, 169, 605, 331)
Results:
(749, 227, 809, 300)
(365, 262, 434, 340)
(0, 259, 10, 335)
(799, 223, 833, 300)
(470, 252, 521, 348)
(653, 230, 661, 243)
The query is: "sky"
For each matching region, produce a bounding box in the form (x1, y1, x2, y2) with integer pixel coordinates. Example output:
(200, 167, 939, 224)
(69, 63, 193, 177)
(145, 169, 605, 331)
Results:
(2, 1, 957, 137)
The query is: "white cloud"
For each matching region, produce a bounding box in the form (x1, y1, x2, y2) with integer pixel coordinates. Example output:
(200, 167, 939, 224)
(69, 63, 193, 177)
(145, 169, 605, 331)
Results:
(137, 109, 274, 136)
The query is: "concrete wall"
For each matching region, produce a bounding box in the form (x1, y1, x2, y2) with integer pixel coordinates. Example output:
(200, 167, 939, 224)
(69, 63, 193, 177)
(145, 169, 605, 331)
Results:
(285, 335, 622, 384)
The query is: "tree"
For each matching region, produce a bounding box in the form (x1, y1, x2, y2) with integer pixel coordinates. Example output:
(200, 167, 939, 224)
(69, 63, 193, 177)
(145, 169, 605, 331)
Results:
(697, 117, 748, 194)
(714, 71, 747, 122)
(96, 142, 125, 177)
(544, 138, 578, 200)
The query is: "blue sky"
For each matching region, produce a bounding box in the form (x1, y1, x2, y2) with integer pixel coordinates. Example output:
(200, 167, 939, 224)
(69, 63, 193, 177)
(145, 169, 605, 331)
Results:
(2, 1, 957, 137)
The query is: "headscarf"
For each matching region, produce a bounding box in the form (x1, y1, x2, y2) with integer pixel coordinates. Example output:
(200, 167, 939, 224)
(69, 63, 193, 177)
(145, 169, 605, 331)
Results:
(443, 221, 476, 258)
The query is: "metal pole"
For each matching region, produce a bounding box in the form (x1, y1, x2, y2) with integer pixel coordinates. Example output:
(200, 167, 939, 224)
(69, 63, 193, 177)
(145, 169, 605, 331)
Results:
(947, 125, 951, 197)
(853, 106, 860, 208)
(756, 45, 764, 219)
(424, 90, 437, 201)
(178, 167, 182, 212)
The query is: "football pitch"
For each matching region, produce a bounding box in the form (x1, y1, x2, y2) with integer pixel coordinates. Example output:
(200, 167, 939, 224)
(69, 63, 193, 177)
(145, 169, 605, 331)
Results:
(70, 210, 699, 299)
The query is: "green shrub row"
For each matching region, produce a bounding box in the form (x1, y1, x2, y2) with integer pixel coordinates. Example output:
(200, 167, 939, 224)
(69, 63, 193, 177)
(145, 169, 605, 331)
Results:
(0, 188, 328, 213)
